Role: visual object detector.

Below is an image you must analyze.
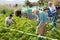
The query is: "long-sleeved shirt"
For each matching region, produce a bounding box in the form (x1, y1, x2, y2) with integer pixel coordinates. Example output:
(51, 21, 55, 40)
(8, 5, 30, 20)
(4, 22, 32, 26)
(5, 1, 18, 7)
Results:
(36, 10, 50, 25)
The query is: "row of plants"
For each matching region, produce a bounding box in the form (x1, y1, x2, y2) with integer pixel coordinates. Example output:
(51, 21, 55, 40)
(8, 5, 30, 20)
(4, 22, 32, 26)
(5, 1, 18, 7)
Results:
(0, 9, 60, 40)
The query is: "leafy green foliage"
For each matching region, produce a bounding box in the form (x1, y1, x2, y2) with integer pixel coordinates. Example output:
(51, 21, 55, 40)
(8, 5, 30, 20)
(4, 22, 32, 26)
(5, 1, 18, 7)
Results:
(0, 8, 60, 40)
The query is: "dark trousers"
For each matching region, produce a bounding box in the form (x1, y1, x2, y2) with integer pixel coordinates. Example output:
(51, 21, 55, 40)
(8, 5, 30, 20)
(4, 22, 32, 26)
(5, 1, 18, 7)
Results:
(52, 12, 57, 28)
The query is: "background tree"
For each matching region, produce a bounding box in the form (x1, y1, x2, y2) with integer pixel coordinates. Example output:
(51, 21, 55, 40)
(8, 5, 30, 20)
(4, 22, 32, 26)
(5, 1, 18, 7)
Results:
(38, 0, 44, 7)
(15, 4, 18, 7)
(37, 0, 41, 7)
(25, 0, 31, 7)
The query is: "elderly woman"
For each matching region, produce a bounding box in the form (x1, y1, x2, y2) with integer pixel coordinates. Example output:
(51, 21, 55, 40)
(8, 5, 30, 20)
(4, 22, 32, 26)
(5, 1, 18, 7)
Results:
(32, 8, 50, 40)
(48, 1, 57, 30)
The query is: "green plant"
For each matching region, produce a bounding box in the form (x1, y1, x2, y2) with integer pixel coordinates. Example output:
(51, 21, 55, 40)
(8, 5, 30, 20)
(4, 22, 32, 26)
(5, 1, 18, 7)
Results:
(0, 8, 60, 40)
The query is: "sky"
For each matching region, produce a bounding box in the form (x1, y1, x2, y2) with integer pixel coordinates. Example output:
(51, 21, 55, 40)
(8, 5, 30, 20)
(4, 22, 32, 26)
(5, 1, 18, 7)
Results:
(0, 0, 38, 5)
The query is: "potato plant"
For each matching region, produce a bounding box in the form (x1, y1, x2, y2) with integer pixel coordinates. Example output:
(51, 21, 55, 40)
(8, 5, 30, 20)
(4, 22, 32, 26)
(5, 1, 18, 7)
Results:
(0, 8, 60, 40)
